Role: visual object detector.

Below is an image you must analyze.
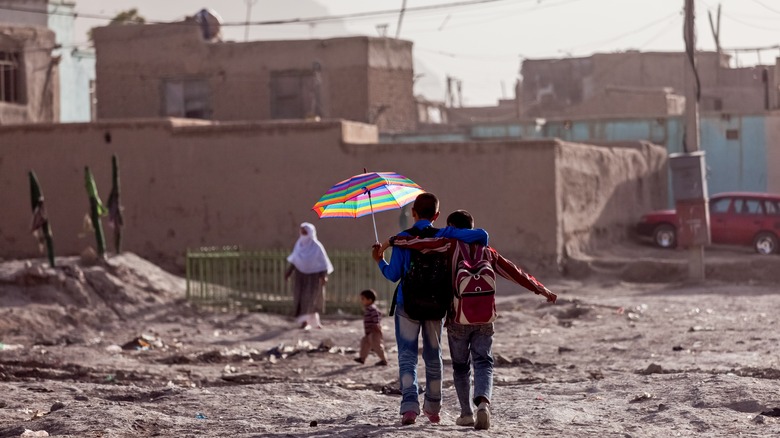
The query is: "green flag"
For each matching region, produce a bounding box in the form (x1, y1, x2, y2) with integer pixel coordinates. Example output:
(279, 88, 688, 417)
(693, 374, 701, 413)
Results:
(85, 168, 108, 216)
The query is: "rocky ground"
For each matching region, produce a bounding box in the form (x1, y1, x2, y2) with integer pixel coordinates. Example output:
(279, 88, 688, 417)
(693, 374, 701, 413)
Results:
(2, 247, 780, 437)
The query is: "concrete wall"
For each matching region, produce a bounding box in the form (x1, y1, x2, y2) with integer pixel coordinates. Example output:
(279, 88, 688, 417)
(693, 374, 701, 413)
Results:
(566, 87, 684, 118)
(394, 112, 780, 203)
(93, 24, 416, 133)
(0, 25, 57, 124)
(767, 112, 780, 194)
(0, 0, 47, 27)
(0, 119, 664, 274)
(521, 52, 777, 118)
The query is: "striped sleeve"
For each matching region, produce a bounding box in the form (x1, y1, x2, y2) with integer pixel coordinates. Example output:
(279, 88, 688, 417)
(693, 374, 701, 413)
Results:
(390, 236, 453, 254)
(489, 247, 550, 296)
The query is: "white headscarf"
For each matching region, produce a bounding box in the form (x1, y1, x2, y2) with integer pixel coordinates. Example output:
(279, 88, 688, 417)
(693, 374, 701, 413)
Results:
(287, 222, 334, 275)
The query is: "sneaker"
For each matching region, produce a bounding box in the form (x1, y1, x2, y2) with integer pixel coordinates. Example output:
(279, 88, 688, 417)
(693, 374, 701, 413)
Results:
(456, 414, 475, 427)
(423, 410, 441, 424)
(475, 402, 490, 430)
(353, 358, 365, 364)
(401, 411, 417, 425)
(374, 360, 388, 366)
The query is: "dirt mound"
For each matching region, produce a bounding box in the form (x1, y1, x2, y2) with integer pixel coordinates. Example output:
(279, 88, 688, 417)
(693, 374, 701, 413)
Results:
(0, 253, 186, 344)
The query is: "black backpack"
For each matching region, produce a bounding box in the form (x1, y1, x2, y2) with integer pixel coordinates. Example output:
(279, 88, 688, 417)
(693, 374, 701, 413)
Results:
(398, 226, 453, 321)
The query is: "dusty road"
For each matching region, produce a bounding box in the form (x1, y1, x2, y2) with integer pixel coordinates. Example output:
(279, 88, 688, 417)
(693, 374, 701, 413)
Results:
(1, 250, 780, 437)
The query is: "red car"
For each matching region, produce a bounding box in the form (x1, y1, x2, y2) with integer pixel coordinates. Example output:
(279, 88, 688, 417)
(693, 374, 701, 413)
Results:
(636, 192, 780, 255)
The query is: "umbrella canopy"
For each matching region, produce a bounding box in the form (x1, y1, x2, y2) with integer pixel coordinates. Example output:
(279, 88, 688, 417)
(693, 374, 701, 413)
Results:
(314, 184, 423, 218)
(312, 172, 421, 211)
(312, 171, 423, 241)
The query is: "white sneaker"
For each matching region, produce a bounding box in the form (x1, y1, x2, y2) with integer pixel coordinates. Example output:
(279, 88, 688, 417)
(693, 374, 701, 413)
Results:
(475, 402, 490, 430)
(456, 414, 475, 426)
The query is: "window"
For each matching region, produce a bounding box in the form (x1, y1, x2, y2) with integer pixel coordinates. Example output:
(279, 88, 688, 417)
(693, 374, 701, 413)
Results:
(270, 70, 319, 119)
(89, 79, 97, 121)
(163, 79, 211, 119)
(763, 200, 779, 216)
(733, 199, 761, 215)
(711, 198, 731, 214)
(0, 51, 23, 104)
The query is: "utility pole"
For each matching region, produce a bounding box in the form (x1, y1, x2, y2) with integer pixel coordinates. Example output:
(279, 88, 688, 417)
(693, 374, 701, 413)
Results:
(677, 0, 708, 281)
(707, 3, 721, 86)
(244, 0, 258, 42)
(395, 0, 408, 39)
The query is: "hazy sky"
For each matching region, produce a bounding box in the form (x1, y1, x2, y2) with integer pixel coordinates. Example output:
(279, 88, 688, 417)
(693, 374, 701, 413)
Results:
(69, 0, 780, 105)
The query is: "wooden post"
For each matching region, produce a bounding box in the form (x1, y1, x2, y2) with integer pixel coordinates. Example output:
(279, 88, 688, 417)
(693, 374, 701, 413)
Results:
(684, 0, 705, 281)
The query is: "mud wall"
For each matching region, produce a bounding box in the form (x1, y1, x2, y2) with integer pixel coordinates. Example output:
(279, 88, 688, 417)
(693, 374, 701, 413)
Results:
(557, 141, 668, 259)
(0, 119, 664, 273)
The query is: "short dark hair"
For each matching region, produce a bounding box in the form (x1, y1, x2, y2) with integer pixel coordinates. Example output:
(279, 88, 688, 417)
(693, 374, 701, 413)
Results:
(359, 289, 377, 303)
(447, 210, 474, 229)
(412, 192, 439, 220)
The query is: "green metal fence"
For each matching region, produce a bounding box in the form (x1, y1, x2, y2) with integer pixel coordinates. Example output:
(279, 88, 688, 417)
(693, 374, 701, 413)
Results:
(185, 248, 396, 316)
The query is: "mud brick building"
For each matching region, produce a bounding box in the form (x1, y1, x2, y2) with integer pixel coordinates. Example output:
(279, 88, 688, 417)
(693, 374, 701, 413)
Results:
(92, 21, 417, 133)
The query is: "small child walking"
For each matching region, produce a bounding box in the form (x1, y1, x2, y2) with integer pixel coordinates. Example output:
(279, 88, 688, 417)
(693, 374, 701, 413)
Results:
(354, 289, 388, 366)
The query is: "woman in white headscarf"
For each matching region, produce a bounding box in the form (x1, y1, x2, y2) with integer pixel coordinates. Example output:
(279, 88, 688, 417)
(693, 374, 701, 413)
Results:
(285, 222, 334, 329)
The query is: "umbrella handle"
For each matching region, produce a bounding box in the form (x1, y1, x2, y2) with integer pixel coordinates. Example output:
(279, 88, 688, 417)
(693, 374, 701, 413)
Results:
(366, 189, 379, 242)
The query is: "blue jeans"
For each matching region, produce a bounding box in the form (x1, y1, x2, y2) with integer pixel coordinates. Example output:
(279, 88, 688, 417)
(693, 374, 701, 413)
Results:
(447, 322, 494, 416)
(394, 307, 444, 415)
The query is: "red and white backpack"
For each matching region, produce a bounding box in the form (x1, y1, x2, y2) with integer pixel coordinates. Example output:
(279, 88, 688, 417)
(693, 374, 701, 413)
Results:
(453, 242, 497, 325)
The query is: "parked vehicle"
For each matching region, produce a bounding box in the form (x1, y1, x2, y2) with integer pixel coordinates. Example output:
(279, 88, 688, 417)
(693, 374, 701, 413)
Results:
(636, 192, 780, 255)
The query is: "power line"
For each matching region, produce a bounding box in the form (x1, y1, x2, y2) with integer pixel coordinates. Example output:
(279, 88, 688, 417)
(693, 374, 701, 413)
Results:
(564, 10, 681, 52)
(0, 0, 521, 27)
(418, 0, 587, 33)
(718, 9, 780, 31)
(751, 0, 780, 15)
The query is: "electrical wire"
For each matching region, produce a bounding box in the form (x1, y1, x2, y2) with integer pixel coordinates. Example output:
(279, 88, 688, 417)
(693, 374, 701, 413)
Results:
(750, 0, 780, 15)
(0, 0, 526, 27)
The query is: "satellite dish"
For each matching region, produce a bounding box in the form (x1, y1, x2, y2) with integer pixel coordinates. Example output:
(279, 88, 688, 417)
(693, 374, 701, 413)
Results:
(194, 8, 223, 41)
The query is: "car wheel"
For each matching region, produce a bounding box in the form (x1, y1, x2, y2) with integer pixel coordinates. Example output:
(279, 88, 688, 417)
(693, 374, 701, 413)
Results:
(653, 224, 676, 249)
(753, 232, 778, 255)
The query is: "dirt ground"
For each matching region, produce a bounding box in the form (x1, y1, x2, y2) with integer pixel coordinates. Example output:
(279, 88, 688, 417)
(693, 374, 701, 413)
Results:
(2, 247, 780, 437)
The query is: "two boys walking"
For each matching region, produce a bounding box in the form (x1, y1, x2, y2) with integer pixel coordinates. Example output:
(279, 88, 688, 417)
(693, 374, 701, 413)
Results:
(371, 193, 557, 429)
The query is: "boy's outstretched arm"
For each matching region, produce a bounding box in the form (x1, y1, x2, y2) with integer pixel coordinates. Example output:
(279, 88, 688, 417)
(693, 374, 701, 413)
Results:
(491, 248, 557, 303)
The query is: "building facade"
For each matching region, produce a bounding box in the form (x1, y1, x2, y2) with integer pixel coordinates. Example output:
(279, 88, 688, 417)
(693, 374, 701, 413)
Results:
(0, 24, 57, 124)
(93, 22, 417, 133)
(520, 51, 778, 118)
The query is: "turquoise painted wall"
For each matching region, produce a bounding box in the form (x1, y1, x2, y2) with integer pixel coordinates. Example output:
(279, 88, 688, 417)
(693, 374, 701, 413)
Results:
(700, 115, 767, 195)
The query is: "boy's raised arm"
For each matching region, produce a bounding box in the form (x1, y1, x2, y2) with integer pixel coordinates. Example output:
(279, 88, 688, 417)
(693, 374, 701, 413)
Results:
(439, 226, 489, 245)
(389, 235, 452, 254)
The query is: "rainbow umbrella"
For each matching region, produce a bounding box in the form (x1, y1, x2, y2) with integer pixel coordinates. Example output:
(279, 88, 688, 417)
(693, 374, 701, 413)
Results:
(313, 171, 424, 241)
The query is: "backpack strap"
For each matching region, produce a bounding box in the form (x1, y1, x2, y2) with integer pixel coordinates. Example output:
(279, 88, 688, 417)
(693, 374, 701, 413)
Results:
(405, 225, 439, 238)
(389, 225, 439, 317)
(457, 240, 487, 265)
(389, 283, 399, 316)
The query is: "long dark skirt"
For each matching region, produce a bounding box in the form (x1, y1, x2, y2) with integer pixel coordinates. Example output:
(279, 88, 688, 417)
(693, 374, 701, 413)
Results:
(291, 268, 325, 317)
